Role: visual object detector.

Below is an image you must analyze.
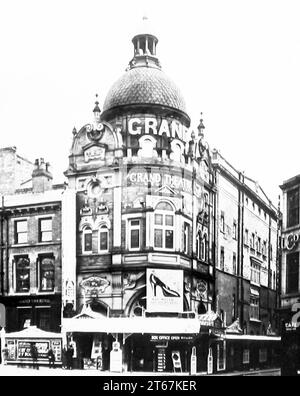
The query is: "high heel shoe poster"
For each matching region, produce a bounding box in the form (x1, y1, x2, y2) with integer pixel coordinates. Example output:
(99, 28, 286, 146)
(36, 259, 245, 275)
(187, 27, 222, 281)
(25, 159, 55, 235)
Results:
(146, 269, 183, 313)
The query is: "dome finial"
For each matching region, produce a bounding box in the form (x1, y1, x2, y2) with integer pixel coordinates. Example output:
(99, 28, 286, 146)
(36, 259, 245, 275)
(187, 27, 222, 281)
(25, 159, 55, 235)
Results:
(198, 113, 205, 138)
(93, 93, 101, 123)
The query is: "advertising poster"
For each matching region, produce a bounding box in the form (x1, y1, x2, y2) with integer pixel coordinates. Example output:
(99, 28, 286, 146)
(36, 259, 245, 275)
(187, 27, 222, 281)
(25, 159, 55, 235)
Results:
(17, 340, 50, 360)
(146, 269, 183, 313)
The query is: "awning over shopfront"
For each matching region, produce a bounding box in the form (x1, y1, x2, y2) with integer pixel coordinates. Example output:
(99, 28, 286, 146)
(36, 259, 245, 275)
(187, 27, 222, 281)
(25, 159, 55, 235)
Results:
(4, 326, 62, 339)
(62, 316, 201, 335)
(224, 334, 281, 341)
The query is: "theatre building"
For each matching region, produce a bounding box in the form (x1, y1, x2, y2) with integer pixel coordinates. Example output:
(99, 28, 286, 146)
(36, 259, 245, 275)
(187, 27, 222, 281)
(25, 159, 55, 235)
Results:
(0, 155, 64, 333)
(61, 24, 218, 373)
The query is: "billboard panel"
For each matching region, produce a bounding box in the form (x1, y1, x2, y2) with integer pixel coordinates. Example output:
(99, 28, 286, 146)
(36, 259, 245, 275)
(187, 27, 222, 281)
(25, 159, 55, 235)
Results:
(146, 269, 183, 313)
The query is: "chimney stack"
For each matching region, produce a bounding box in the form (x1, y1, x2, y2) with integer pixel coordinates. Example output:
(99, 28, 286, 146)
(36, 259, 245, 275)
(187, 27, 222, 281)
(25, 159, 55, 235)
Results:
(32, 158, 53, 193)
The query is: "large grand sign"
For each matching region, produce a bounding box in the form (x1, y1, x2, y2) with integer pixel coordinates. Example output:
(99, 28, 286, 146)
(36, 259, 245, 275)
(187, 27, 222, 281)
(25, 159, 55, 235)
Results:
(146, 269, 183, 313)
(127, 116, 190, 143)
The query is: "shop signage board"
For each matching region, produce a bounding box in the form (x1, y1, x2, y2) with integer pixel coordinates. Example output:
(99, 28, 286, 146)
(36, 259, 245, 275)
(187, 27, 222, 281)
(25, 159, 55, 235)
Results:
(150, 335, 194, 342)
(146, 269, 183, 313)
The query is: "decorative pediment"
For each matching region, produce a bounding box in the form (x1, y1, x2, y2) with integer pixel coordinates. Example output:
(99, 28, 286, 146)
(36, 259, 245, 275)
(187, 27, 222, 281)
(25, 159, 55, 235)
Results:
(155, 185, 177, 196)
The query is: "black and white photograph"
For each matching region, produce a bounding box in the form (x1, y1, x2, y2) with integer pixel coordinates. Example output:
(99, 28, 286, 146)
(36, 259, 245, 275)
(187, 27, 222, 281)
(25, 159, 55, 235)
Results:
(0, 0, 299, 383)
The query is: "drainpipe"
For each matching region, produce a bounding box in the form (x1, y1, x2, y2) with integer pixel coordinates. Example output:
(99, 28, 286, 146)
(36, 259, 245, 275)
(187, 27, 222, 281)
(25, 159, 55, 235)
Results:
(238, 173, 245, 329)
(5, 210, 9, 295)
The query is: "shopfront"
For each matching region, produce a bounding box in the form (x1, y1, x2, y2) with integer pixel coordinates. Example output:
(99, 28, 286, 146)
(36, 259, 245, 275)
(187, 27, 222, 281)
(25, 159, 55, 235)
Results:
(62, 315, 201, 372)
(3, 326, 62, 366)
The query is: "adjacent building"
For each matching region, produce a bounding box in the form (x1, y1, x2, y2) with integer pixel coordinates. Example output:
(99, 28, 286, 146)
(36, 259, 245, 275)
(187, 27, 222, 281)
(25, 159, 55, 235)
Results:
(280, 175, 300, 322)
(213, 150, 278, 336)
(0, 154, 64, 333)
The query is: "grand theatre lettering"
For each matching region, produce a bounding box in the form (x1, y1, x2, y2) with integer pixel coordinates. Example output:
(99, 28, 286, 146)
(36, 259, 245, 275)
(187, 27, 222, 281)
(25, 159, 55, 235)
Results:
(125, 116, 190, 143)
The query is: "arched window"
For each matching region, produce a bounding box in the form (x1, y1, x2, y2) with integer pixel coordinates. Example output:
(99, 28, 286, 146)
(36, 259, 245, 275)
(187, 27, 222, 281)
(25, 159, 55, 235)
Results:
(39, 256, 55, 291)
(173, 143, 182, 162)
(154, 202, 175, 250)
(99, 225, 109, 252)
(82, 226, 93, 253)
(15, 257, 30, 292)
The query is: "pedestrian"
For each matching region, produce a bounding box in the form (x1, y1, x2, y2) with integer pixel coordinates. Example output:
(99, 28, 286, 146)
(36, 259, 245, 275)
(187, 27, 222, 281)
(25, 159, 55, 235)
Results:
(67, 344, 74, 370)
(30, 343, 39, 370)
(2, 343, 9, 365)
(62, 345, 67, 369)
(47, 348, 55, 369)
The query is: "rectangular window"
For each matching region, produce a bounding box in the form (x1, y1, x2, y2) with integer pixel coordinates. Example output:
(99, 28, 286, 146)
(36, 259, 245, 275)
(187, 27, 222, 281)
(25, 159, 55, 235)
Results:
(233, 253, 237, 275)
(154, 229, 163, 248)
(15, 256, 30, 292)
(259, 348, 267, 363)
(243, 349, 250, 364)
(233, 220, 237, 240)
(263, 241, 267, 257)
(220, 212, 225, 233)
(287, 188, 300, 228)
(83, 229, 93, 253)
(286, 252, 299, 294)
(36, 308, 51, 332)
(257, 237, 261, 254)
(39, 256, 55, 292)
(250, 261, 261, 285)
(99, 228, 108, 251)
(154, 211, 174, 250)
(165, 230, 174, 249)
(220, 247, 225, 271)
(129, 220, 140, 250)
(183, 222, 190, 254)
(250, 296, 260, 320)
(250, 233, 255, 250)
(15, 220, 28, 244)
(39, 218, 53, 242)
(244, 229, 249, 246)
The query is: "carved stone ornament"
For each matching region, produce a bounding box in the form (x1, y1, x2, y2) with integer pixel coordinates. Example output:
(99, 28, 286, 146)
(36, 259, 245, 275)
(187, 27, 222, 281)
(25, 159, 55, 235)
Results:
(86, 123, 105, 142)
(80, 276, 110, 299)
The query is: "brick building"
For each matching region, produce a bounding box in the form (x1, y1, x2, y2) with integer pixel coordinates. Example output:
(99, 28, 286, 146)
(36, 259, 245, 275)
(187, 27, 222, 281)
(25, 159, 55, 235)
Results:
(212, 150, 278, 336)
(0, 155, 64, 333)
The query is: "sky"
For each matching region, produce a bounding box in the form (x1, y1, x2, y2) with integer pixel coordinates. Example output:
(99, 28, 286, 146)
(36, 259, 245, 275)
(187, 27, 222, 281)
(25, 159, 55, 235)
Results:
(0, 0, 300, 203)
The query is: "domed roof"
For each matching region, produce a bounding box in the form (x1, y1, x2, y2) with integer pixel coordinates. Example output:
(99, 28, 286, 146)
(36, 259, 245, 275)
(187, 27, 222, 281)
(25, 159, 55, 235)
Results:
(102, 66, 189, 123)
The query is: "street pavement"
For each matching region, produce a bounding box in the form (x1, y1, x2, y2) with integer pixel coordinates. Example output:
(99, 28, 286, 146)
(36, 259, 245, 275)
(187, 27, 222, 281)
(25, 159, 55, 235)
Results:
(0, 365, 281, 376)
